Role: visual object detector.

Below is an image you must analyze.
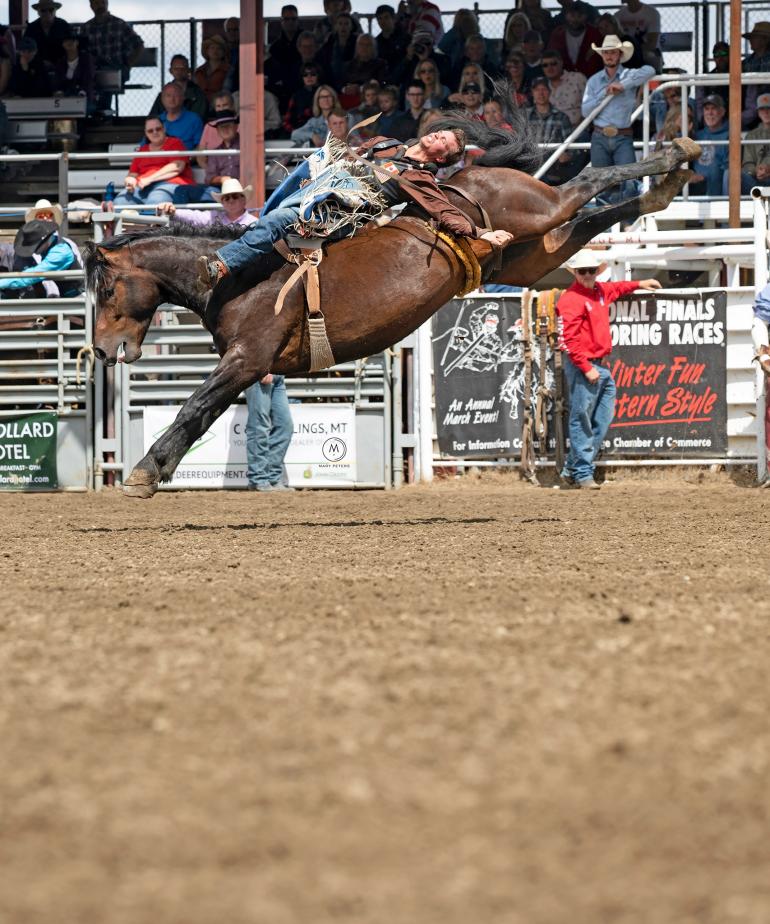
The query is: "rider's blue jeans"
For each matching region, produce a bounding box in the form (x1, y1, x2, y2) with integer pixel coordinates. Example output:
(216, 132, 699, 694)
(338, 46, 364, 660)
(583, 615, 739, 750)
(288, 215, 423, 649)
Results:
(244, 374, 294, 487)
(216, 204, 302, 273)
(561, 355, 617, 484)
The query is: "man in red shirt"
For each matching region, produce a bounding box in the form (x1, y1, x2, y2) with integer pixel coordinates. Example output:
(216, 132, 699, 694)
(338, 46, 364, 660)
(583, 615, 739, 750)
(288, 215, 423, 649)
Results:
(557, 250, 661, 488)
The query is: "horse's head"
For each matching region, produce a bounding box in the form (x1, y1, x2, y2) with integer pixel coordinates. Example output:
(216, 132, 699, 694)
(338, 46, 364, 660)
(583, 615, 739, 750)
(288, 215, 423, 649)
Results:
(85, 241, 162, 366)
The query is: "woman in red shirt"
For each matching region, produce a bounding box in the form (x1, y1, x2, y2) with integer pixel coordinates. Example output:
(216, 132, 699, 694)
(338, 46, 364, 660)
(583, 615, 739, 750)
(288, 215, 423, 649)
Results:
(114, 116, 195, 207)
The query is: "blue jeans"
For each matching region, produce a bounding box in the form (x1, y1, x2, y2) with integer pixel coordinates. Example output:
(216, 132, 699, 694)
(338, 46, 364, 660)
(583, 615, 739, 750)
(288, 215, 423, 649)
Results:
(245, 375, 294, 486)
(113, 182, 182, 207)
(590, 131, 638, 204)
(217, 204, 301, 272)
(561, 356, 617, 483)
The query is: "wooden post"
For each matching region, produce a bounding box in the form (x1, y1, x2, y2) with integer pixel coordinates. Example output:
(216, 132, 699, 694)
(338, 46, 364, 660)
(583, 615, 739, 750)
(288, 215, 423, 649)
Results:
(239, 0, 265, 209)
(728, 0, 742, 228)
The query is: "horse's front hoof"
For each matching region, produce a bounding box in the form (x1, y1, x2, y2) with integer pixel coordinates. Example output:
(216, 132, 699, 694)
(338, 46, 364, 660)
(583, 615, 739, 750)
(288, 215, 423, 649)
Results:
(122, 481, 158, 499)
(673, 137, 702, 162)
(123, 465, 159, 499)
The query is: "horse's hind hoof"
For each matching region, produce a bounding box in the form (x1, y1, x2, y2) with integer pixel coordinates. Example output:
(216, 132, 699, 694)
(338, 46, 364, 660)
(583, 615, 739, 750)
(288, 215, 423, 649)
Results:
(122, 481, 158, 499)
(672, 137, 702, 162)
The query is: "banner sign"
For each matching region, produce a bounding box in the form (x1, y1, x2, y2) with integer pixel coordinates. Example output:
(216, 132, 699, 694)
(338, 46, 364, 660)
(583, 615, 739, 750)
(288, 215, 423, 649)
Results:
(143, 404, 356, 489)
(607, 291, 727, 455)
(433, 291, 727, 459)
(0, 411, 58, 490)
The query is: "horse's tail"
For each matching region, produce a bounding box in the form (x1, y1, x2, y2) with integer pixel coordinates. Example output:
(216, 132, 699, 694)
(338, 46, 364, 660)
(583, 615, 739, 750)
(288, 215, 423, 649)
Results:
(426, 90, 543, 175)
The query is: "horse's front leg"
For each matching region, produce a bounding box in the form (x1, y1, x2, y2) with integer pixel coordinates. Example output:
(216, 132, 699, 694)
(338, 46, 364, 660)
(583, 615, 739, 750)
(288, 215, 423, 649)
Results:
(123, 347, 264, 498)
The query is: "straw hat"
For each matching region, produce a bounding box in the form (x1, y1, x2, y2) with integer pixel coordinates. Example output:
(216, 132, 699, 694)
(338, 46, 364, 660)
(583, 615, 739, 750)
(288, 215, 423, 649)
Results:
(743, 21, 770, 40)
(25, 198, 64, 225)
(211, 178, 252, 201)
(202, 34, 228, 54)
(566, 250, 608, 273)
(591, 34, 634, 63)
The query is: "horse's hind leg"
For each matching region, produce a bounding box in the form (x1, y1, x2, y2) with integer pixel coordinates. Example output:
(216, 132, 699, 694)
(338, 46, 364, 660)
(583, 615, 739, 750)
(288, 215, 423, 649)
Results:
(551, 138, 701, 222)
(123, 349, 268, 498)
(493, 168, 693, 288)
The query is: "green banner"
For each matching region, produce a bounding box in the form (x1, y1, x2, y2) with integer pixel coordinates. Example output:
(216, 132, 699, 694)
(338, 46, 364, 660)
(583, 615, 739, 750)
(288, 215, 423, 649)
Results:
(0, 412, 58, 490)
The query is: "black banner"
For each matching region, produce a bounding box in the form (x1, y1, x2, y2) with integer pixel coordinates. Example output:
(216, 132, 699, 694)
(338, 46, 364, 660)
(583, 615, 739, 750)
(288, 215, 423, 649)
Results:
(433, 291, 727, 459)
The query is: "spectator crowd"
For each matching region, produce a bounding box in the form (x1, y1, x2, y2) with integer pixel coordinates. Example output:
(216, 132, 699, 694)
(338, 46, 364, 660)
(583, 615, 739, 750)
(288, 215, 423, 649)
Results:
(1, 0, 770, 204)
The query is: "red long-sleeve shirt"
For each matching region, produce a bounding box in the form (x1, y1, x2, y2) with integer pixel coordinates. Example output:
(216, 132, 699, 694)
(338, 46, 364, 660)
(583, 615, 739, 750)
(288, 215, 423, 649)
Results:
(557, 279, 641, 373)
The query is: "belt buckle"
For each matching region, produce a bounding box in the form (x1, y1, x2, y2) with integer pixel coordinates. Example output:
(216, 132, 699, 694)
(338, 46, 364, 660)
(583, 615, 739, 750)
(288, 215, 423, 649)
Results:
(602, 126, 618, 138)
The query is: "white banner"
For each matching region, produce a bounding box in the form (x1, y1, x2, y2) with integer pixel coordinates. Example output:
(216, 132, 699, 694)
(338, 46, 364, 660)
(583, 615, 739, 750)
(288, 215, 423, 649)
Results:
(143, 404, 357, 489)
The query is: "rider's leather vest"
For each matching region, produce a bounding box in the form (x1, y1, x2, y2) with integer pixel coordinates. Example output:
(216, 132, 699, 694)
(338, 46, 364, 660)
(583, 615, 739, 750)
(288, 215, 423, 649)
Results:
(360, 138, 437, 207)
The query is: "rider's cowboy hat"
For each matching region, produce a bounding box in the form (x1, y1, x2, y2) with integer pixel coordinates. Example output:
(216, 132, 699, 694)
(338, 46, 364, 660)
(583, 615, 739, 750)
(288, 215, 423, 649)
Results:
(211, 178, 252, 201)
(591, 34, 634, 63)
(743, 21, 770, 39)
(566, 250, 608, 274)
(25, 198, 64, 225)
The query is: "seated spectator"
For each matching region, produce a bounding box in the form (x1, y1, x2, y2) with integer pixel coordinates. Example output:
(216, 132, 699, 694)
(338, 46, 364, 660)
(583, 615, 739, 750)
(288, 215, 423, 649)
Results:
(81, 0, 143, 99)
(547, 3, 602, 78)
(7, 37, 52, 97)
(52, 28, 95, 108)
(738, 92, 770, 194)
(23, 0, 70, 71)
(149, 55, 208, 121)
(222, 16, 240, 93)
(541, 49, 586, 126)
(373, 4, 408, 82)
(742, 22, 770, 90)
(155, 81, 204, 151)
(196, 90, 235, 166)
(158, 178, 256, 227)
(283, 63, 321, 133)
(374, 85, 409, 138)
(483, 98, 512, 130)
(349, 79, 381, 125)
(290, 84, 341, 146)
(522, 30, 545, 84)
(314, 0, 360, 49)
(614, 0, 661, 71)
(689, 94, 729, 197)
(194, 35, 229, 105)
(0, 201, 81, 299)
(341, 33, 388, 104)
(327, 106, 351, 142)
(527, 75, 574, 184)
(457, 81, 485, 118)
(113, 116, 195, 207)
(502, 53, 531, 108)
(655, 99, 695, 143)
(413, 58, 448, 109)
(452, 32, 499, 87)
(393, 29, 451, 90)
(502, 12, 531, 59)
(516, 0, 554, 47)
(596, 13, 644, 69)
(201, 110, 240, 199)
(318, 11, 357, 89)
(446, 62, 486, 104)
(400, 80, 426, 137)
(439, 9, 479, 71)
(651, 83, 693, 136)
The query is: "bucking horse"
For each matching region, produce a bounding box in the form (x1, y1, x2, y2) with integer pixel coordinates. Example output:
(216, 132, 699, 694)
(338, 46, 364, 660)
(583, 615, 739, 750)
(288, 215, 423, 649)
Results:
(84, 114, 700, 497)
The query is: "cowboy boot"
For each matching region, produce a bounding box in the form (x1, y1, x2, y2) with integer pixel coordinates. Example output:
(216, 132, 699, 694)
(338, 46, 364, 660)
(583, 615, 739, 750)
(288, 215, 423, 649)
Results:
(196, 255, 230, 292)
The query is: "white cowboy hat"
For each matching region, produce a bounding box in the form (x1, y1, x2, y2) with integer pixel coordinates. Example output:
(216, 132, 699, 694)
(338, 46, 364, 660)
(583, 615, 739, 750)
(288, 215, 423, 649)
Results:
(591, 34, 634, 63)
(566, 249, 608, 272)
(211, 178, 253, 201)
(25, 198, 64, 225)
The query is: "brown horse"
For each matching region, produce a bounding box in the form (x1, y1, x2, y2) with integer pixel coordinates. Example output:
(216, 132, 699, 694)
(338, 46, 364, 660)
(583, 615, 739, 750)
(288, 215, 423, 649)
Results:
(85, 135, 699, 497)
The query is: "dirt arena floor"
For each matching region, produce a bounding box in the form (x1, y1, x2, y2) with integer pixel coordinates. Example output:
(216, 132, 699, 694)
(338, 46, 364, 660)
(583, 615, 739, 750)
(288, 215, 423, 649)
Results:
(1, 474, 769, 924)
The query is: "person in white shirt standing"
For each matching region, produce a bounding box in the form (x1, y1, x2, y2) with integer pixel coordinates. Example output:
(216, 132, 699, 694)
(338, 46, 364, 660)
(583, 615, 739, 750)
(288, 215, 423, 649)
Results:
(614, 0, 661, 71)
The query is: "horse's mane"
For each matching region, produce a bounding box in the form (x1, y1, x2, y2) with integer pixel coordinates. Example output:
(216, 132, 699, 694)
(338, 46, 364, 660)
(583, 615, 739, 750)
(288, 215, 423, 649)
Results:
(426, 105, 543, 174)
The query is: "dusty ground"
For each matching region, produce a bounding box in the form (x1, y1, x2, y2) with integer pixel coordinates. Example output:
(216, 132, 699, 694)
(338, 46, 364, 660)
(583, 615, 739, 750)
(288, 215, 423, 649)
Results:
(1, 475, 769, 924)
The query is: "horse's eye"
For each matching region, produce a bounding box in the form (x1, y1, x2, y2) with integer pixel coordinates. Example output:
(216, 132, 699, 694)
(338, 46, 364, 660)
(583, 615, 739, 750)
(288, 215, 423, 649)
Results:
(103, 287, 114, 300)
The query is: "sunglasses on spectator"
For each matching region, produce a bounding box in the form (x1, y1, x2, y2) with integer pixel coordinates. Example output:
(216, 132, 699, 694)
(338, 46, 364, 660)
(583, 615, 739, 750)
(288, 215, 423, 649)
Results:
(146, 127, 164, 133)
(575, 267, 599, 275)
